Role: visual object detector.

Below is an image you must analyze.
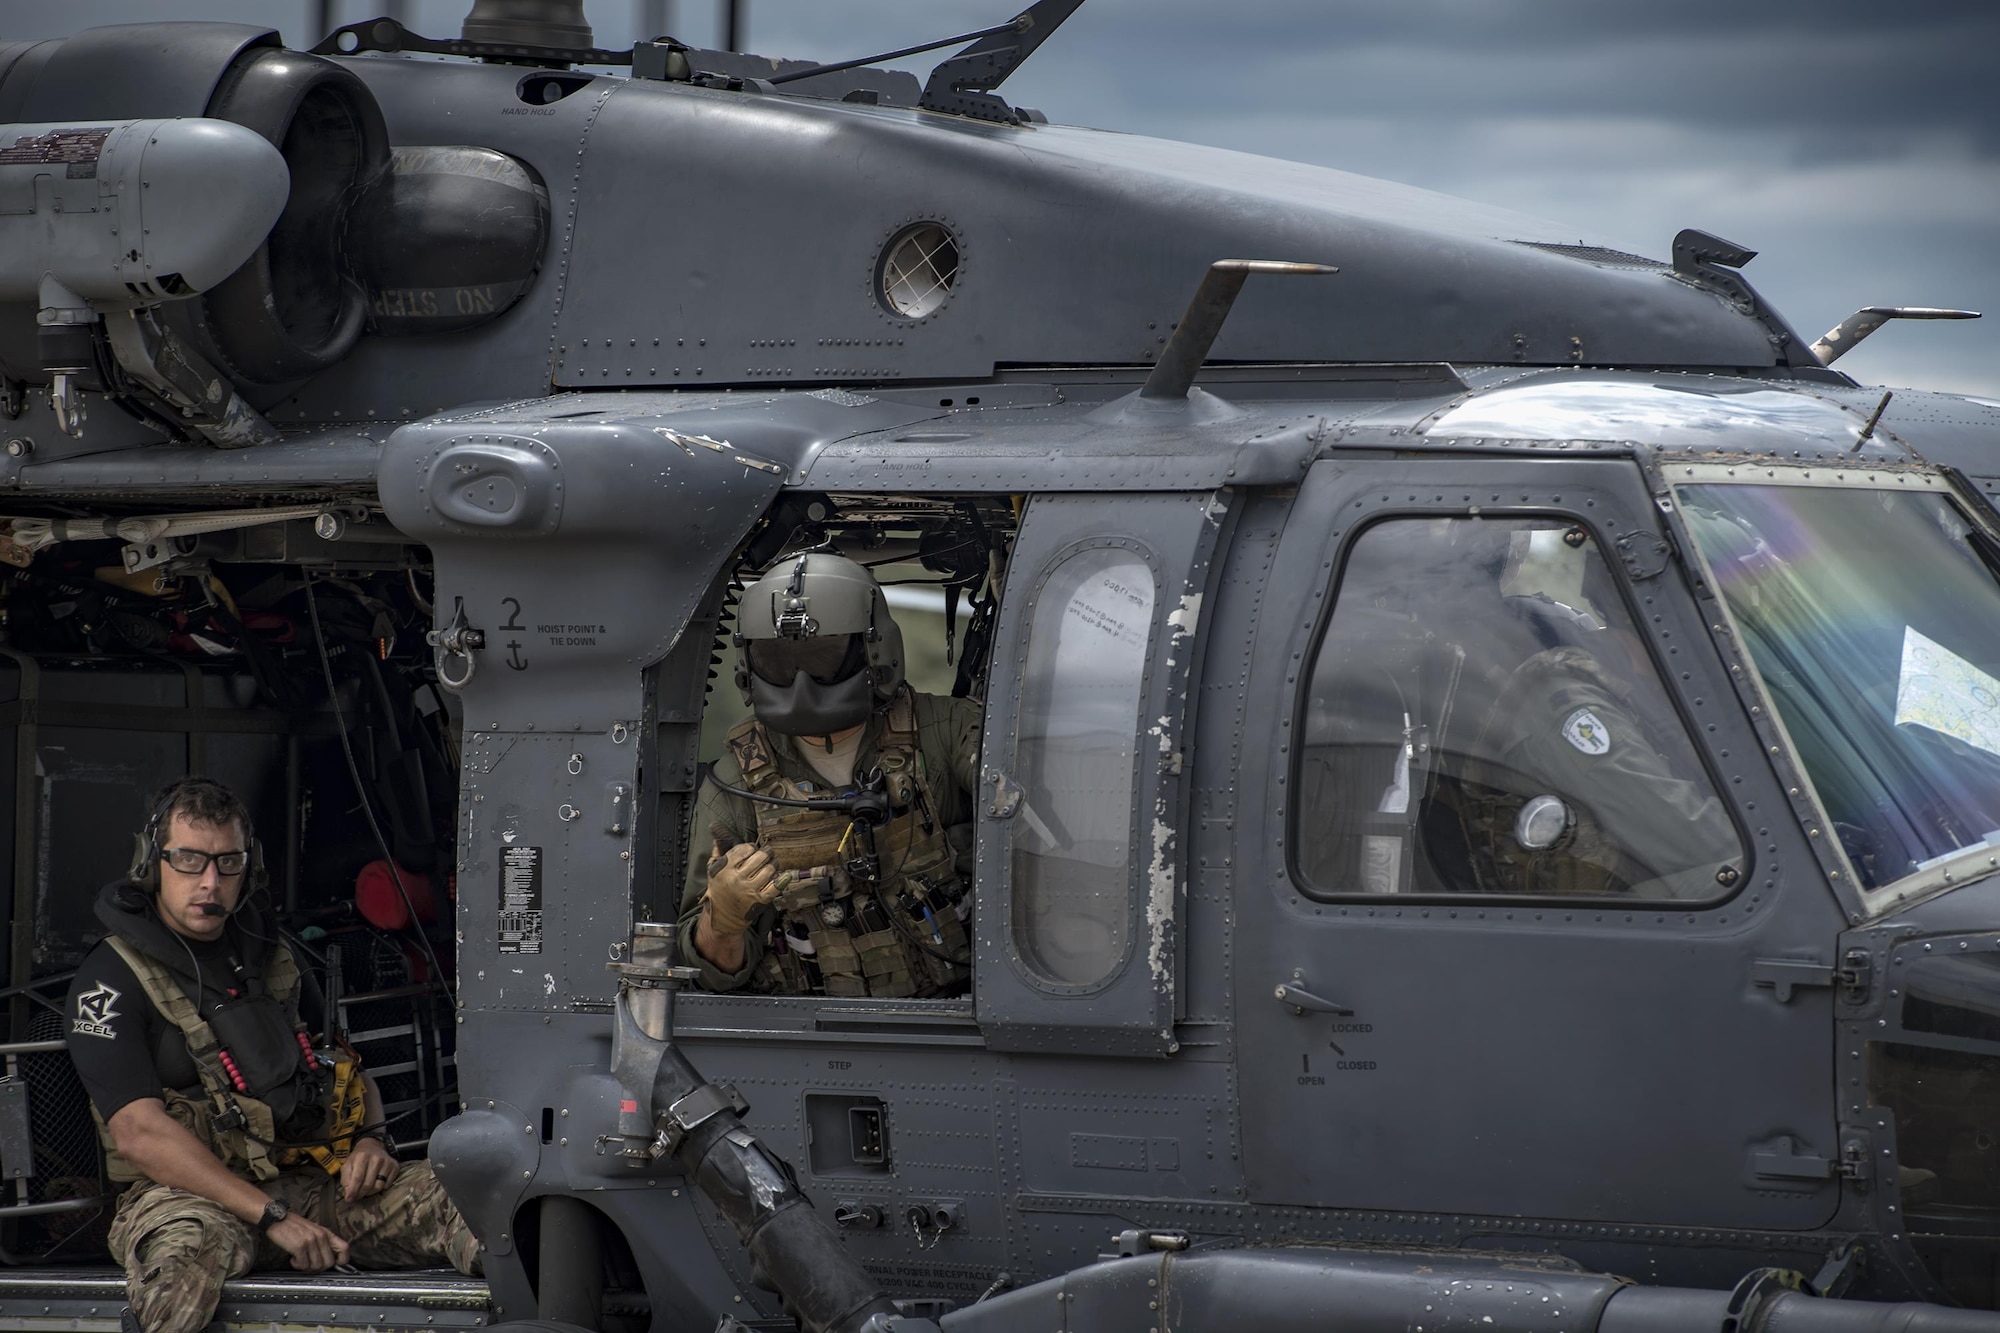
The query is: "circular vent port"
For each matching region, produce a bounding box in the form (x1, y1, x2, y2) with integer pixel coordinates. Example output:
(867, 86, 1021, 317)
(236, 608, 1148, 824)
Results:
(877, 222, 960, 319)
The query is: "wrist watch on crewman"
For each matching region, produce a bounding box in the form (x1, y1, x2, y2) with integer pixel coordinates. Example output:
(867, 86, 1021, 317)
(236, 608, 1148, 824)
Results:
(258, 1198, 289, 1231)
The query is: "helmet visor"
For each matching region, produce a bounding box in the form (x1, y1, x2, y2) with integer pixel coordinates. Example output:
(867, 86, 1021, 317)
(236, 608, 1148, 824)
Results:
(747, 633, 866, 687)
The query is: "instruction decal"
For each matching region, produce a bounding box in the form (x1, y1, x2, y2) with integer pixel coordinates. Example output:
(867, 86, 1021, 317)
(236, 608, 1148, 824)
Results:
(499, 844, 544, 954)
(1307, 1018, 1378, 1076)
(537, 620, 606, 648)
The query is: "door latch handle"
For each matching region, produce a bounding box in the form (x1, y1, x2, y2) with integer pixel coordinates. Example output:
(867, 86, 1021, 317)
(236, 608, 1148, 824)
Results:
(1272, 982, 1352, 1016)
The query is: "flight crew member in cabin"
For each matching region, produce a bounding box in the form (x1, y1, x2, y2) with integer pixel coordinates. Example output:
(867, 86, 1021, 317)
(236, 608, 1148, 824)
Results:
(1449, 525, 1739, 898)
(64, 778, 479, 1333)
(678, 551, 981, 996)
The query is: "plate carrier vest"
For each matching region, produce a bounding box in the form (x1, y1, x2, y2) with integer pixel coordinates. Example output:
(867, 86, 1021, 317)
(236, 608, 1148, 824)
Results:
(728, 691, 971, 997)
(92, 936, 367, 1182)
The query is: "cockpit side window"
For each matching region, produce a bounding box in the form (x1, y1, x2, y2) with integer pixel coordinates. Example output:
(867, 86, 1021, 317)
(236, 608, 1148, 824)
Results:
(1293, 516, 1742, 901)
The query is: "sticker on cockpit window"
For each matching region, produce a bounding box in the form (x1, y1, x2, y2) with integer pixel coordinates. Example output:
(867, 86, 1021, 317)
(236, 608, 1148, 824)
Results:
(1561, 708, 1611, 755)
(1894, 626, 2000, 759)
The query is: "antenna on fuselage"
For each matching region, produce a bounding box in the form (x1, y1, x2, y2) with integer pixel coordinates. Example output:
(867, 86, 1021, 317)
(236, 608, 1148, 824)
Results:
(1141, 260, 1338, 401)
(918, 0, 1090, 123)
(1812, 307, 1980, 366)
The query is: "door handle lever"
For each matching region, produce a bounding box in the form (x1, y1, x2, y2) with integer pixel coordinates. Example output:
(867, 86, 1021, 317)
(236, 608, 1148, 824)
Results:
(1272, 982, 1352, 1016)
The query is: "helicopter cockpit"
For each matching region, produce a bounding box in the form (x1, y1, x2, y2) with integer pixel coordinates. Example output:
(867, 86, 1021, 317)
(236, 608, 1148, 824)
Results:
(1296, 514, 1742, 900)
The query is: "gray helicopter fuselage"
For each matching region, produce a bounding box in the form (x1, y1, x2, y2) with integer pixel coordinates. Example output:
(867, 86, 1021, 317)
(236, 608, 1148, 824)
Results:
(382, 365, 2000, 1330)
(0, 16, 1998, 1333)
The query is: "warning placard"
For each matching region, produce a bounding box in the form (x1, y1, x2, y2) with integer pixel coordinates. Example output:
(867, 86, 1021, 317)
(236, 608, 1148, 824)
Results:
(499, 845, 543, 954)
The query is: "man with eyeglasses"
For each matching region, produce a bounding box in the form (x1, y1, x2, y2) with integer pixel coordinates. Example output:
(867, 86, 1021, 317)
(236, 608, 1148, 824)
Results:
(64, 777, 479, 1333)
(678, 551, 981, 997)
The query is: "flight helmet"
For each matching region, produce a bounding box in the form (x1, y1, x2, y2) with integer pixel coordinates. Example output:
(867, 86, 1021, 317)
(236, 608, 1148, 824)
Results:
(733, 551, 905, 735)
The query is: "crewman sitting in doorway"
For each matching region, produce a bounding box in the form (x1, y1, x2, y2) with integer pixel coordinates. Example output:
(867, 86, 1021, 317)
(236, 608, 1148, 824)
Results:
(65, 777, 480, 1333)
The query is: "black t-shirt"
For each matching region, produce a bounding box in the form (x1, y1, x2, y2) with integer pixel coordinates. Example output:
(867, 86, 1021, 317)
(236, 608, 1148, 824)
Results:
(65, 932, 323, 1123)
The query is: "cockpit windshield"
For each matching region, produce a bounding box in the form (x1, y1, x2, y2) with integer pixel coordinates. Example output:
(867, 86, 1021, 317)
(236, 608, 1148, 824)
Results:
(1681, 479, 2000, 900)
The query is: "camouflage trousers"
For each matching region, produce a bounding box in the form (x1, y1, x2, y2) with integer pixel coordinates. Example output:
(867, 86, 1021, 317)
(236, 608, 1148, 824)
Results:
(108, 1162, 481, 1333)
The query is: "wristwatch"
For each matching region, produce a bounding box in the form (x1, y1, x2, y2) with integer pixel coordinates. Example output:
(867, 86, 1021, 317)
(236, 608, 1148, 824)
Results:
(258, 1198, 289, 1231)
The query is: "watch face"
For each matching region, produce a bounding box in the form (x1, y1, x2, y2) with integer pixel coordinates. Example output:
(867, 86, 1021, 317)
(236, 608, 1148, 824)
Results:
(262, 1199, 289, 1227)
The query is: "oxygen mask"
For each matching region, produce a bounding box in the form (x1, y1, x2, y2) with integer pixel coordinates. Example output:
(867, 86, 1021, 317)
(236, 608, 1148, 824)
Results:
(747, 632, 876, 735)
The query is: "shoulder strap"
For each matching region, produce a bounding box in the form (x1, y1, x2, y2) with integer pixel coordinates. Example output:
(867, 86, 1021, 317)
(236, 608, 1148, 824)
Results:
(884, 686, 917, 738)
(104, 936, 219, 1056)
(264, 939, 300, 1008)
(873, 688, 932, 809)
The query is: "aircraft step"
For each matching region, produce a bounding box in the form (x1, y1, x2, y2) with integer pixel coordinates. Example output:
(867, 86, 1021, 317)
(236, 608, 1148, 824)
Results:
(0, 1266, 493, 1330)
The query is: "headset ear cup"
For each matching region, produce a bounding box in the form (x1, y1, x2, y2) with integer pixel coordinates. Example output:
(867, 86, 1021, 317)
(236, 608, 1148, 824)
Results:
(127, 833, 157, 891)
(250, 838, 268, 891)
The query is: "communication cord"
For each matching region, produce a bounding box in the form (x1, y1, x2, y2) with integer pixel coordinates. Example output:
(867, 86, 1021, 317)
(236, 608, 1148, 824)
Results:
(305, 578, 457, 1009)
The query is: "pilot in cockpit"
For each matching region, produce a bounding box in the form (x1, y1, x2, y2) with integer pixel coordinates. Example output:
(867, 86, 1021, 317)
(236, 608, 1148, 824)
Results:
(1450, 523, 1740, 897)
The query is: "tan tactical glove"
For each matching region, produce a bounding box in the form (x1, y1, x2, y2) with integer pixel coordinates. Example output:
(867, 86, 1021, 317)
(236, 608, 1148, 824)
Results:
(703, 842, 783, 935)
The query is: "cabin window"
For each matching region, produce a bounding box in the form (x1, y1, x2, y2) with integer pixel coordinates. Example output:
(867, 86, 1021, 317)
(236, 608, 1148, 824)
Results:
(1294, 516, 1741, 901)
(1010, 545, 1156, 986)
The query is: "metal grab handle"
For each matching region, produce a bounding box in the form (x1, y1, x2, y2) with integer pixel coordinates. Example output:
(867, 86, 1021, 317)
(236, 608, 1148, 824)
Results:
(1273, 982, 1352, 1016)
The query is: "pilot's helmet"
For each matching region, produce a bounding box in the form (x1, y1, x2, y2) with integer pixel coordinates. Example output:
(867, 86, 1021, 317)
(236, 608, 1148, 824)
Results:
(733, 550, 905, 736)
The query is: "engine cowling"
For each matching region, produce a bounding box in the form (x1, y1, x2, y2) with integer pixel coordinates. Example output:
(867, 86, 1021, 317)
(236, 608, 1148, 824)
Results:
(0, 24, 552, 423)
(176, 45, 391, 385)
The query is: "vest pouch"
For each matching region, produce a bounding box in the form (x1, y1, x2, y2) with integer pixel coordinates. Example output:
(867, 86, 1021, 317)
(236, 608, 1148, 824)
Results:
(203, 994, 304, 1113)
(772, 865, 853, 925)
(762, 921, 820, 994)
(852, 925, 916, 996)
(157, 1088, 281, 1181)
(285, 1055, 366, 1175)
(97, 1089, 214, 1183)
(881, 762, 916, 811)
(274, 1080, 330, 1143)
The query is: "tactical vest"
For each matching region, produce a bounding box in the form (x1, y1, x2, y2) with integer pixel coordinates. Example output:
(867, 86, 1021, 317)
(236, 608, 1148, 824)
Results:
(92, 937, 364, 1182)
(726, 692, 971, 998)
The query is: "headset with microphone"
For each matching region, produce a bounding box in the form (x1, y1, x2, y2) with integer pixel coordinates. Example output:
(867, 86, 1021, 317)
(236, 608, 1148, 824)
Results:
(122, 777, 268, 913)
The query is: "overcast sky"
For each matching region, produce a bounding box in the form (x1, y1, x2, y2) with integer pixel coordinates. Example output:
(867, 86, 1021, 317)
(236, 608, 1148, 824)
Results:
(18, 1, 2000, 399)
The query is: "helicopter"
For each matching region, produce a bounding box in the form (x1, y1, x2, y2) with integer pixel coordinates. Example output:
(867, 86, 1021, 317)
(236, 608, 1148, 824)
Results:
(0, 1, 1999, 1330)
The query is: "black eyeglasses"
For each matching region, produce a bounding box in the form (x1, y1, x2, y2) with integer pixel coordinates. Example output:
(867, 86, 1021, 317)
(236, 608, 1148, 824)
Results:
(161, 847, 249, 876)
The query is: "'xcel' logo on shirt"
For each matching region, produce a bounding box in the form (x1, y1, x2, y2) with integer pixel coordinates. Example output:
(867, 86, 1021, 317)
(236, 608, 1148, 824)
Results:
(72, 982, 121, 1039)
